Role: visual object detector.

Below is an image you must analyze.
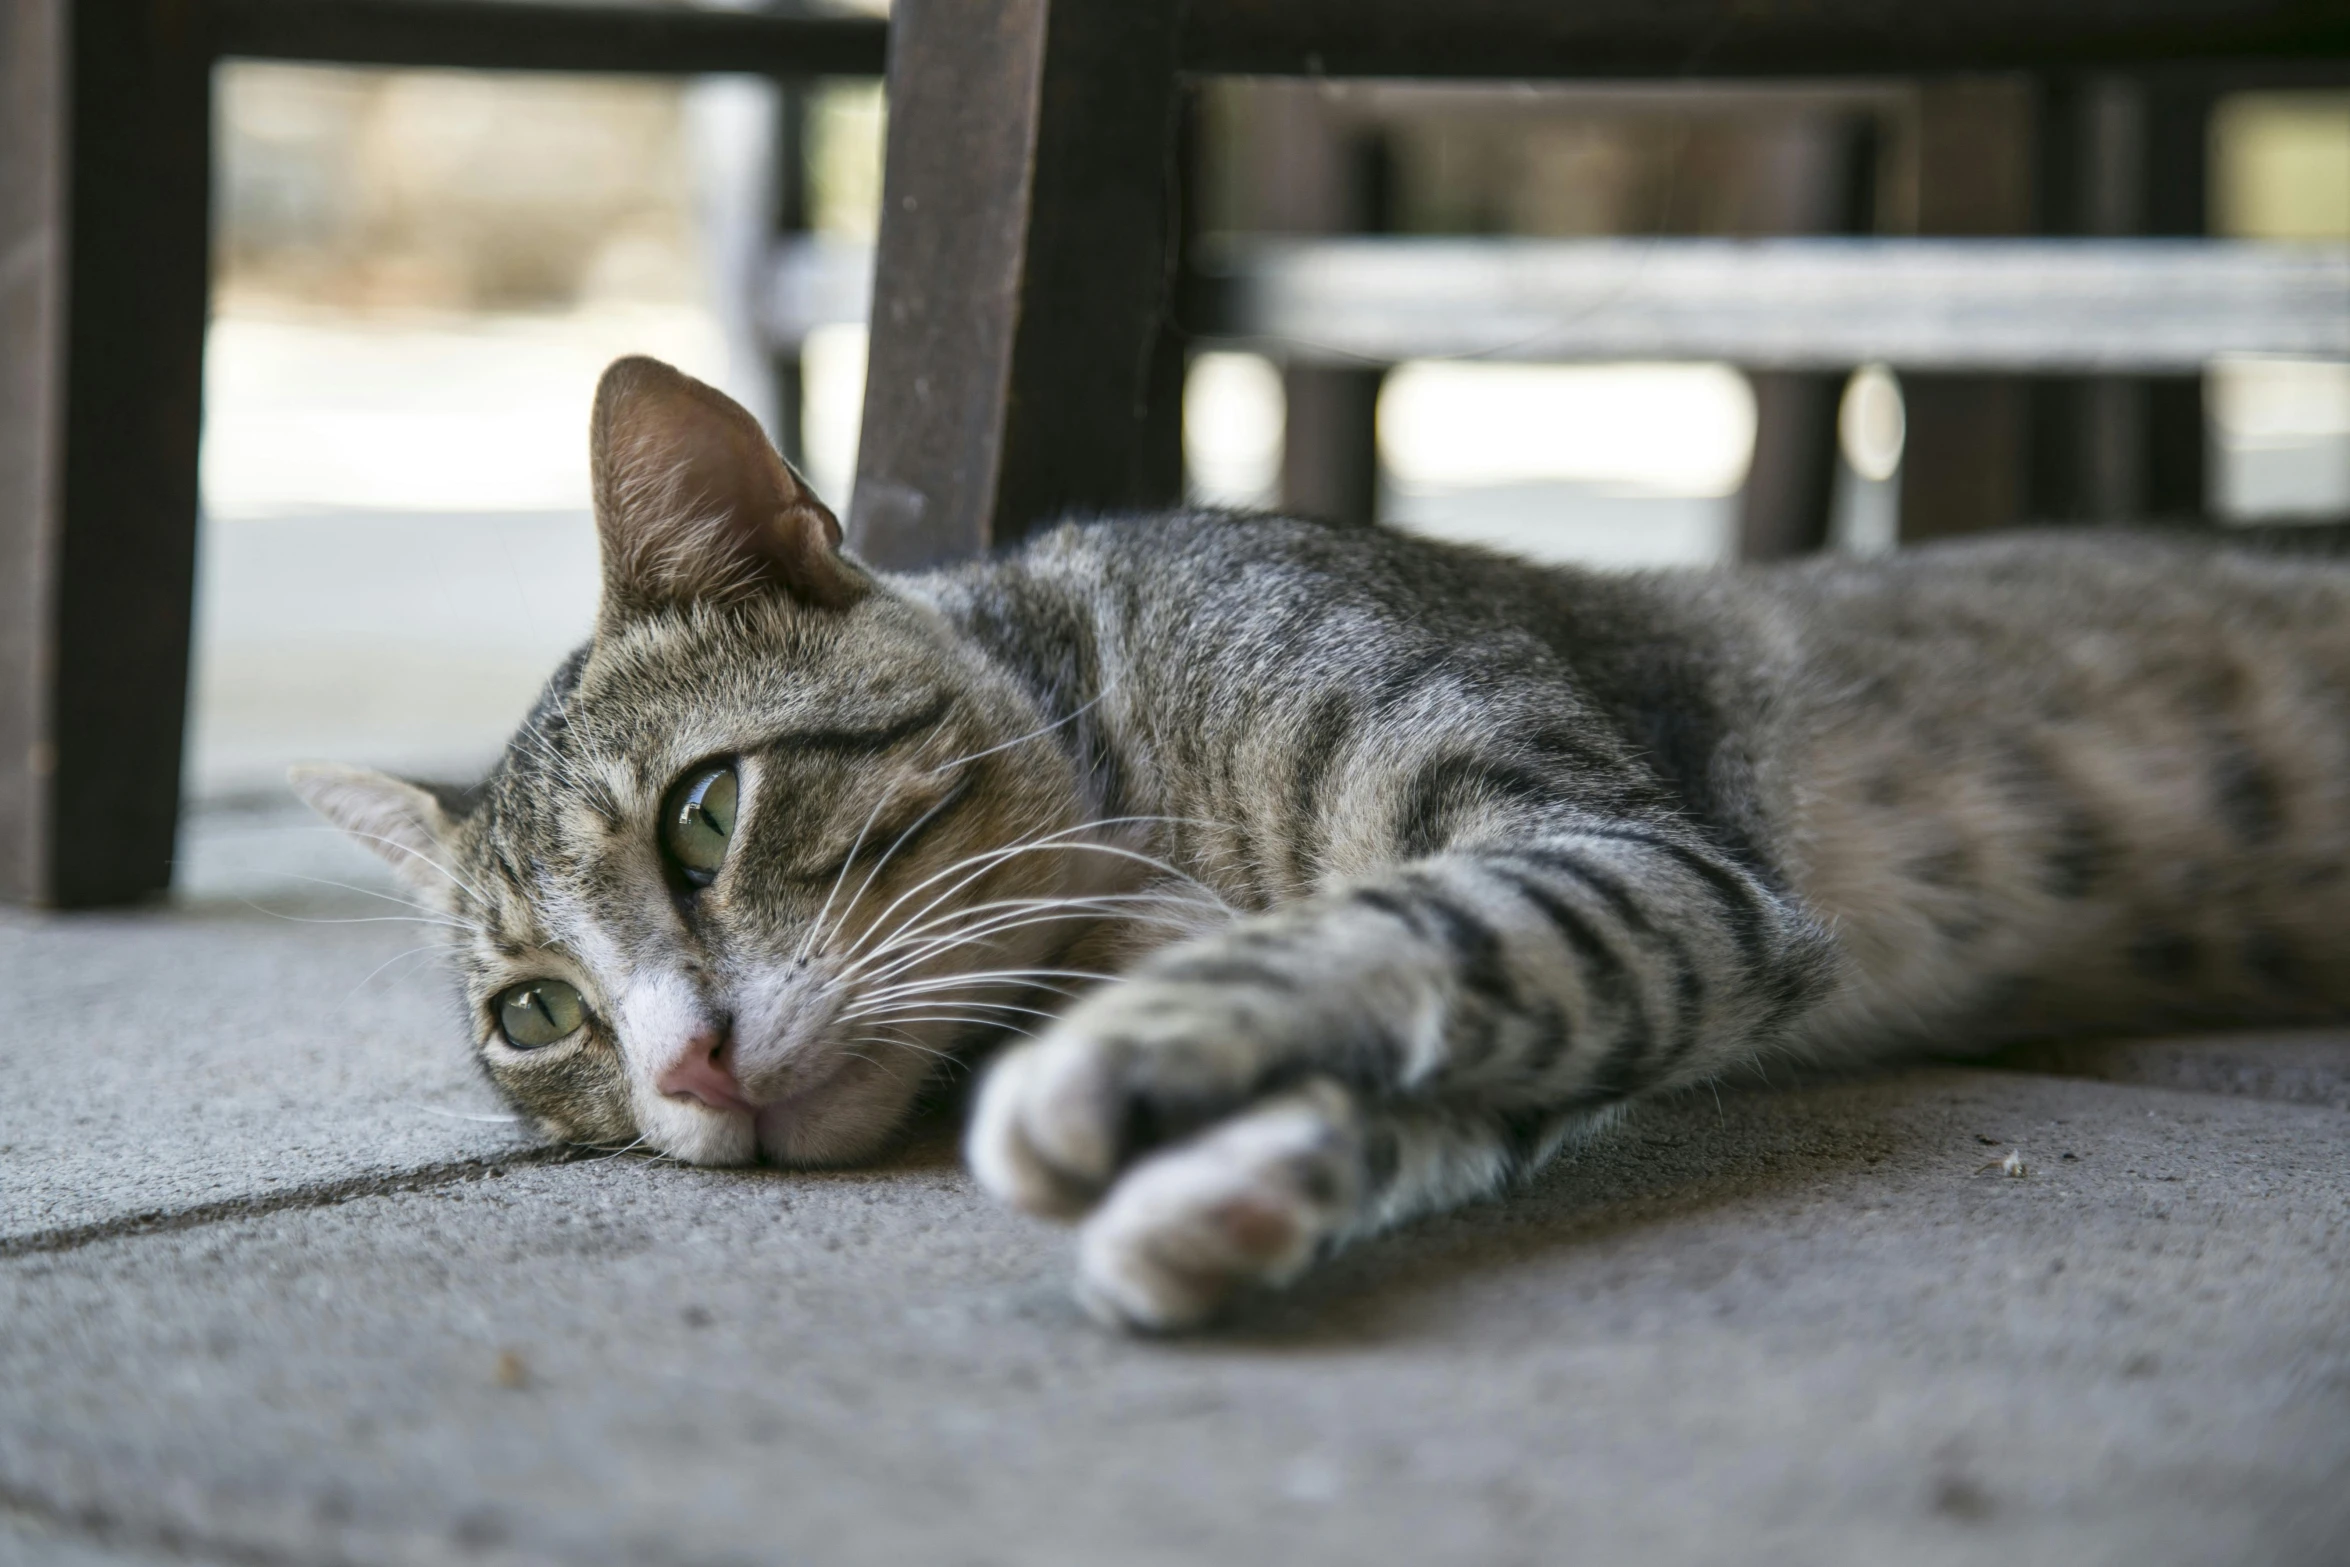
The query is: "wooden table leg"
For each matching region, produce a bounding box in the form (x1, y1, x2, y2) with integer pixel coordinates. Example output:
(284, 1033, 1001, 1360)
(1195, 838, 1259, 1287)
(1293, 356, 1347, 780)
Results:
(847, 0, 1186, 569)
(2028, 75, 2213, 524)
(1, 0, 211, 907)
(1227, 82, 1391, 527)
(1737, 110, 1880, 561)
(1898, 81, 2033, 545)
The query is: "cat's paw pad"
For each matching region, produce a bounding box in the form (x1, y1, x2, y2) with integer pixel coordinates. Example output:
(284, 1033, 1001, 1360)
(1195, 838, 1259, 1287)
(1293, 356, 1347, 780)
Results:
(1073, 1086, 1361, 1333)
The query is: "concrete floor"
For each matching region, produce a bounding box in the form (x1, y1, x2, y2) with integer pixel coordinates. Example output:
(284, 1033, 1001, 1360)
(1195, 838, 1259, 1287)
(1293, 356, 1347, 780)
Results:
(5, 805, 2349, 1566)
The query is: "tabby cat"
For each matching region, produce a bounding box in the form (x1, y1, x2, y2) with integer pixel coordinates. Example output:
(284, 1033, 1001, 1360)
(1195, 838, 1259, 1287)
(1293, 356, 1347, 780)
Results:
(297, 356, 2350, 1330)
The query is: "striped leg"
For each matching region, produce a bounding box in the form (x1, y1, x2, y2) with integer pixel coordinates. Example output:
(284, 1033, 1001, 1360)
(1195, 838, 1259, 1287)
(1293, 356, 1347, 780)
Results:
(969, 825, 1834, 1306)
(1070, 1078, 1603, 1330)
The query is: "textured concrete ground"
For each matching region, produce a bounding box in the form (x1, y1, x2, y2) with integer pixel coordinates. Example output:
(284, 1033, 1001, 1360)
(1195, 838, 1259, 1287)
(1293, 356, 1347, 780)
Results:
(5, 815, 2348, 1566)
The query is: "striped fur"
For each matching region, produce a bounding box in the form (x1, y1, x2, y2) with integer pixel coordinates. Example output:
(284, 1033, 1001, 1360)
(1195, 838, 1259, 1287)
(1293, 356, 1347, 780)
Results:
(299, 359, 2350, 1329)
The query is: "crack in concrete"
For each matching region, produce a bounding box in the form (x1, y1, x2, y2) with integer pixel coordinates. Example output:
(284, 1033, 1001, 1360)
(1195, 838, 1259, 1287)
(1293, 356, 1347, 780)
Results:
(2, 1480, 357, 1567)
(0, 1146, 573, 1262)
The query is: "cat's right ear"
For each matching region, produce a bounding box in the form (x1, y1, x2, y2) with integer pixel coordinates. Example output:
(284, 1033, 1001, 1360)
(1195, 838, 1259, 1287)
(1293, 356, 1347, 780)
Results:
(288, 763, 463, 907)
(589, 355, 866, 622)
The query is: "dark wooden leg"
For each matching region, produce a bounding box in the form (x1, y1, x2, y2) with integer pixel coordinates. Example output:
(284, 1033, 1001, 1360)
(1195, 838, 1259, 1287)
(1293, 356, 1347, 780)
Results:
(1280, 368, 1382, 525)
(1740, 374, 1845, 559)
(2029, 75, 2121, 522)
(2140, 80, 2213, 520)
(1229, 85, 1393, 526)
(2027, 76, 2211, 524)
(1899, 81, 2033, 544)
(768, 82, 810, 472)
(848, 0, 1185, 568)
(1, 0, 211, 907)
(0, 0, 67, 904)
(1736, 111, 1878, 561)
(1899, 375, 2030, 545)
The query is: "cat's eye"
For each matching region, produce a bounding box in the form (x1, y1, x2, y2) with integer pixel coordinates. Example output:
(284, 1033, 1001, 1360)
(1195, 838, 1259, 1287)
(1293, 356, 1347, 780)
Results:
(661, 763, 739, 888)
(496, 980, 587, 1050)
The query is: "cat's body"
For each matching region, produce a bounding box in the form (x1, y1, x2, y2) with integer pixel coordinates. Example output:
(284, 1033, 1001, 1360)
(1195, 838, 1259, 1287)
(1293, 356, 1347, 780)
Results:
(944, 510, 2350, 1059)
(298, 359, 2350, 1330)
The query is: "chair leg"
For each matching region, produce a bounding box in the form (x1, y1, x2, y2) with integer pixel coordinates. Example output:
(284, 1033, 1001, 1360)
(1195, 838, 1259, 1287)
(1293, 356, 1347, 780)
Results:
(1898, 81, 2033, 544)
(2139, 81, 2213, 520)
(848, 0, 1187, 569)
(1736, 111, 1879, 561)
(1739, 373, 1843, 560)
(1898, 374, 2030, 545)
(2027, 76, 2213, 524)
(1226, 85, 1392, 527)
(0, 0, 211, 907)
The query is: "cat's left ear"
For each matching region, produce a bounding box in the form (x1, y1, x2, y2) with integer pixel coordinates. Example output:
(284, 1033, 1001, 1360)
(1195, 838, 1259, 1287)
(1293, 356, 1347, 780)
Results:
(589, 355, 867, 620)
(288, 763, 464, 908)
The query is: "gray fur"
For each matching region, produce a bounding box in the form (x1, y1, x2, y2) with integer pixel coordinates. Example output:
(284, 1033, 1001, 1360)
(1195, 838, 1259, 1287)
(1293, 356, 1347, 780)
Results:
(298, 359, 2350, 1329)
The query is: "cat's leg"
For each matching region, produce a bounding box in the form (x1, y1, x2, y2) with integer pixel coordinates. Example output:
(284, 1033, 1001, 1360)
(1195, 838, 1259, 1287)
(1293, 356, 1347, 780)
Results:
(970, 826, 1836, 1308)
(1068, 1076, 1598, 1329)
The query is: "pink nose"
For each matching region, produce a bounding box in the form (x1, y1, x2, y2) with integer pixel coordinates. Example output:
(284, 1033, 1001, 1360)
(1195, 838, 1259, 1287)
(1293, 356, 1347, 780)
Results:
(658, 1030, 750, 1113)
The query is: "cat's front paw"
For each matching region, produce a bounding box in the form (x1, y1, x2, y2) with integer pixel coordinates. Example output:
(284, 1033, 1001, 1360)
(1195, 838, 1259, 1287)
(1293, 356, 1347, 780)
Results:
(966, 978, 1288, 1217)
(1074, 1084, 1363, 1332)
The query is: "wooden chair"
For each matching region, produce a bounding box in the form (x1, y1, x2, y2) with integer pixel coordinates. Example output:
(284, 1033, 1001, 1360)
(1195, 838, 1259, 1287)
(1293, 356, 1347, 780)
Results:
(0, 0, 883, 907)
(846, 0, 2348, 573)
(4, 0, 2343, 906)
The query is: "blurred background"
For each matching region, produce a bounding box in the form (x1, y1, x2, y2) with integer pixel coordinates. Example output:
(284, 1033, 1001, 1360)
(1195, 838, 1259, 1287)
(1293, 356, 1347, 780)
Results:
(183, 17, 2350, 897)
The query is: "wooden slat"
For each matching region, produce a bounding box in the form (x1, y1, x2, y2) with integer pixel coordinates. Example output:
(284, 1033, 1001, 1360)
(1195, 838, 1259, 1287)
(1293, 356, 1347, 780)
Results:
(211, 0, 888, 75)
(1200, 238, 2350, 372)
(1181, 0, 2350, 79)
(770, 236, 2350, 372)
(210, 0, 2350, 84)
(768, 234, 2350, 374)
(848, 0, 1187, 568)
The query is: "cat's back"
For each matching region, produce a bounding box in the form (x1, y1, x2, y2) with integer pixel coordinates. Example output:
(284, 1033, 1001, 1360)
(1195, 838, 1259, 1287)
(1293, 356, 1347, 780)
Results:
(1745, 528, 2350, 1049)
(1016, 515, 2350, 1046)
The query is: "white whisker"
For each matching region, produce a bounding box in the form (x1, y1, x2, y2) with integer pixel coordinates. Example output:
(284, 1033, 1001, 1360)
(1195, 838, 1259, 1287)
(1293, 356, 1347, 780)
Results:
(346, 943, 451, 997)
(843, 1031, 961, 1063)
(924, 686, 1110, 777)
(847, 885, 1219, 969)
(842, 1010, 1040, 1037)
(811, 781, 971, 963)
(838, 896, 1211, 992)
(840, 995, 1066, 1025)
(832, 817, 1230, 973)
(795, 774, 908, 967)
(411, 1105, 524, 1124)
(344, 828, 493, 909)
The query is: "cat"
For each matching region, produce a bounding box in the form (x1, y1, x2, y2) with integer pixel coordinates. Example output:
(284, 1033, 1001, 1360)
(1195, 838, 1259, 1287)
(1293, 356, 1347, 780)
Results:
(296, 355, 2350, 1331)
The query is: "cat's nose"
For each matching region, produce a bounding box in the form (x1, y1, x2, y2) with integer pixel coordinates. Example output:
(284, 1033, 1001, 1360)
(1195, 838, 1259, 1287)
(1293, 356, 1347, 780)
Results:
(657, 1027, 751, 1114)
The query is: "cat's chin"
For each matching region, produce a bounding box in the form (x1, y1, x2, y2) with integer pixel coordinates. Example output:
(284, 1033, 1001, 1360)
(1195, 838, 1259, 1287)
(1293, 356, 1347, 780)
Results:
(751, 1059, 917, 1168)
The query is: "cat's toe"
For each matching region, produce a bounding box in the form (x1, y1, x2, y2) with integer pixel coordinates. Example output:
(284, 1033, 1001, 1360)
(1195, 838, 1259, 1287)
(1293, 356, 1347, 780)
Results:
(1073, 1084, 1362, 1333)
(970, 983, 1315, 1220)
(966, 1035, 1126, 1217)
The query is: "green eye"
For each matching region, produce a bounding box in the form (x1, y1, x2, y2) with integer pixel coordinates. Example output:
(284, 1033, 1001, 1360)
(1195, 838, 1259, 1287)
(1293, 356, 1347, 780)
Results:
(496, 979, 587, 1049)
(661, 763, 739, 887)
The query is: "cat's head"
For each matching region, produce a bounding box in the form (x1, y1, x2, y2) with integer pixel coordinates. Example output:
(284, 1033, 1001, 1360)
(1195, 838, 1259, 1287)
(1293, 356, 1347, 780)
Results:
(295, 356, 1099, 1166)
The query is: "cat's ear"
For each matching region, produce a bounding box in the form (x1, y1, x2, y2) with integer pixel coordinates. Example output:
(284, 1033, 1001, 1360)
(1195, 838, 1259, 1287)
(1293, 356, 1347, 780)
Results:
(589, 355, 866, 619)
(288, 763, 463, 906)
